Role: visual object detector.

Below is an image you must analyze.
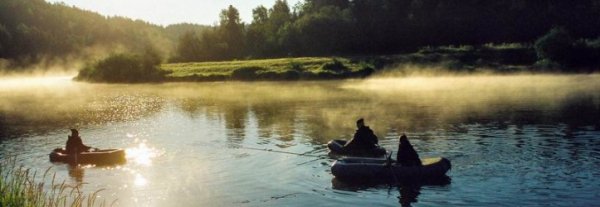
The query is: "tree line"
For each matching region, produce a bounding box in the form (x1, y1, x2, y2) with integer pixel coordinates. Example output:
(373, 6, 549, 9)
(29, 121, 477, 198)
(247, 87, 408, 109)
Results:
(172, 0, 600, 62)
(1, 0, 599, 68)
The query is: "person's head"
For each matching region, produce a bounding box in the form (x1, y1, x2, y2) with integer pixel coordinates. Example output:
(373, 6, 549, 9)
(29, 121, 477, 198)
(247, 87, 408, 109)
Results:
(400, 134, 410, 145)
(400, 134, 409, 145)
(356, 118, 365, 128)
(70, 129, 79, 136)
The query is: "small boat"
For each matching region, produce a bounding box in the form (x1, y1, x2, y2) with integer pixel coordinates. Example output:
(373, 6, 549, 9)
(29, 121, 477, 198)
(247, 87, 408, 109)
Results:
(49, 148, 126, 165)
(327, 139, 387, 157)
(331, 157, 451, 182)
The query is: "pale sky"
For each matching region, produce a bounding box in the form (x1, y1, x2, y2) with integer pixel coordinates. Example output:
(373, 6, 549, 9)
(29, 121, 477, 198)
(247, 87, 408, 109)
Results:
(45, 0, 302, 26)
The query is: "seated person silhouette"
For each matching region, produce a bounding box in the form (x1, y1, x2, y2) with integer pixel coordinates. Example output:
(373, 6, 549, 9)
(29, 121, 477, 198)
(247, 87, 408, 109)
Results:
(66, 129, 92, 154)
(396, 134, 422, 166)
(344, 118, 379, 150)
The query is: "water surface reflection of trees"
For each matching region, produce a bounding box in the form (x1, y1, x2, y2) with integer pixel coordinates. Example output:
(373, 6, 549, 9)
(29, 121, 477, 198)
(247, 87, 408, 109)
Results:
(174, 85, 600, 147)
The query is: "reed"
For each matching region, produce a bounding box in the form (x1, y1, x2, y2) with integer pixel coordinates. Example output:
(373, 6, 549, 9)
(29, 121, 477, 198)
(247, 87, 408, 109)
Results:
(0, 158, 112, 207)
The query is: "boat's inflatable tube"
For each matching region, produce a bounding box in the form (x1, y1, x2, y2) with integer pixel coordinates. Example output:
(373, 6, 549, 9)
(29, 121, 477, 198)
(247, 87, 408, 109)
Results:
(49, 148, 126, 165)
(331, 157, 451, 181)
(327, 139, 387, 157)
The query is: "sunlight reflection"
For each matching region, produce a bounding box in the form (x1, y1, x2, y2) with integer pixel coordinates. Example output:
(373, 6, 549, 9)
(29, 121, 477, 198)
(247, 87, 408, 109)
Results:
(126, 142, 158, 166)
(134, 173, 148, 187)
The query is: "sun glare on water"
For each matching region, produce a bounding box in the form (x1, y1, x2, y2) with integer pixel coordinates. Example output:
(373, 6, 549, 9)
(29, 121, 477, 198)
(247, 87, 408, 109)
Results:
(134, 173, 148, 186)
(125, 142, 158, 166)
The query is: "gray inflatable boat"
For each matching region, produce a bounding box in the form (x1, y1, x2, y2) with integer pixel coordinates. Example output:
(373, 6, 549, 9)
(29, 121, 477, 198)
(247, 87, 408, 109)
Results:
(331, 157, 451, 181)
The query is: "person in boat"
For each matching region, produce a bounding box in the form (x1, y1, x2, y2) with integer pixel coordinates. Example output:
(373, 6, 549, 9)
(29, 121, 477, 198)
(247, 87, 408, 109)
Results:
(66, 129, 92, 154)
(396, 134, 422, 166)
(344, 118, 379, 150)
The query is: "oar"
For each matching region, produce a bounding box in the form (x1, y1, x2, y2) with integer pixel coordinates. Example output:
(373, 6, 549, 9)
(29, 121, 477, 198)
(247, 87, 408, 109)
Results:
(235, 146, 328, 159)
(386, 151, 399, 185)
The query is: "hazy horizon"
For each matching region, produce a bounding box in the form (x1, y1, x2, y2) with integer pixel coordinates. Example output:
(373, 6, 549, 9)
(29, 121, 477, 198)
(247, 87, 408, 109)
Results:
(45, 0, 303, 26)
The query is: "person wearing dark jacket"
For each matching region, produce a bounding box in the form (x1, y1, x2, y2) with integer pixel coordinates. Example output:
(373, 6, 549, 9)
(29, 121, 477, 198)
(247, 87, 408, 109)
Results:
(396, 134, 422, 166)
(344, 118, 379, 150)
(66, 129, 92, 154)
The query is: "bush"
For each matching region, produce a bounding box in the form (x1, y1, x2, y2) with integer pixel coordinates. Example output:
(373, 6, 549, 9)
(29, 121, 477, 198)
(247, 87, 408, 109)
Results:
(282, 70, 301, 80)
(321, 58, 348, 72)
(231, 66, 264, 80)
(534, 27, 573, 65)
(288, 61, 304, 71)
(534, 27, 600, 69)
(77, 51, 165, 83)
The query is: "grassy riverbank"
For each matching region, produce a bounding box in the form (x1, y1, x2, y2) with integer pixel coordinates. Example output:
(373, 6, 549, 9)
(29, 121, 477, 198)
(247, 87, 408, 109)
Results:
(160, 57, 375, 81)
(76, 41, 598, 83)
(0, 159, 108, 207)
(158, 45, 539, 82)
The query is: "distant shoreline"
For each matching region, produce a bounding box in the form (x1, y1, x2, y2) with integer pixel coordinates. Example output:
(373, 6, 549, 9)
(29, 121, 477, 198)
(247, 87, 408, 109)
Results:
(156, 45, 597, 83)
(71, 45, 599, 83)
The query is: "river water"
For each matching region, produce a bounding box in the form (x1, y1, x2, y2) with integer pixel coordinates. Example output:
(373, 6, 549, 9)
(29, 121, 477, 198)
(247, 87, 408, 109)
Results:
(1, 74, 599, 206)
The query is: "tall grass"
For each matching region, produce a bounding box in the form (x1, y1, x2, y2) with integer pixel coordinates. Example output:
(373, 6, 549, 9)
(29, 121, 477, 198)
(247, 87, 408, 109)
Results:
(0, 158, 113, 207)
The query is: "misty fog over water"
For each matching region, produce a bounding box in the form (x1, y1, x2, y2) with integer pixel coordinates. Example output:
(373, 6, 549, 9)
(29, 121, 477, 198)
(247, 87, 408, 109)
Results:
(1, 74, 599, 206)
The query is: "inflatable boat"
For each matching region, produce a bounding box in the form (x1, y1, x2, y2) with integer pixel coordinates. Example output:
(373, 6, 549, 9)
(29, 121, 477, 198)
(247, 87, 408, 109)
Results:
(49, 148, 126, 165)
(327, 139, 387, 157)
(331, 157, 451, 181)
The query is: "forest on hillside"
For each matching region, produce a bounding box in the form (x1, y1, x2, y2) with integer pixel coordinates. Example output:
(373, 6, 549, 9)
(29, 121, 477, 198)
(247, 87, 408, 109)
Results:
(1, 0, 599, 69)
(0, 0, 206, 67)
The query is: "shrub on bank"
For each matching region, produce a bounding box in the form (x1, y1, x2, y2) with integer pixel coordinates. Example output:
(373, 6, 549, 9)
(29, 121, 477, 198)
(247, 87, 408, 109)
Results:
(534, 27, 573, 65)
(321, 58, 348, 72)
(288, 61, 304, 71)
(230, 66, 264, 80)
(77, 51, 166, 83)
(534, 27, 600, 70)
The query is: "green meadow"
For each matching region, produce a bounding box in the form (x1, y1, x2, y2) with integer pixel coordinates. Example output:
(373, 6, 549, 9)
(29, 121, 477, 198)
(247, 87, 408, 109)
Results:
(160, 57, 374, 81)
